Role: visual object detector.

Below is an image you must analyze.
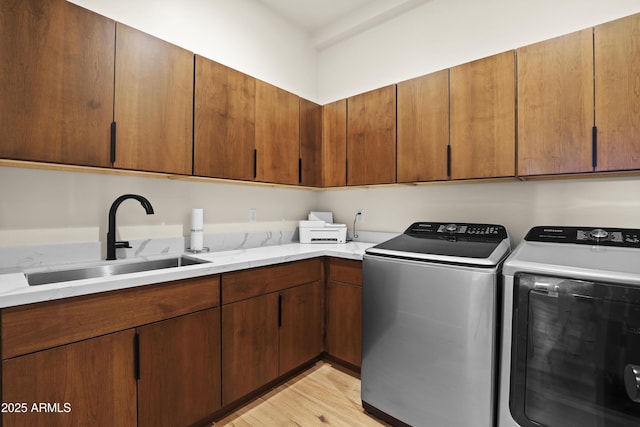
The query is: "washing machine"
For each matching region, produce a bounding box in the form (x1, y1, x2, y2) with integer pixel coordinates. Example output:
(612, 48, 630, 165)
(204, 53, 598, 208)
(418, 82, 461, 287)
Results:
(362, 222, 511, 427)
(499, 226, 640, 427)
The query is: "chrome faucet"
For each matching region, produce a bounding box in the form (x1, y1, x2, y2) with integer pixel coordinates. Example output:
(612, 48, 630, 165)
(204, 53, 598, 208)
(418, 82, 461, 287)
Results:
(107, 194, 154, 260)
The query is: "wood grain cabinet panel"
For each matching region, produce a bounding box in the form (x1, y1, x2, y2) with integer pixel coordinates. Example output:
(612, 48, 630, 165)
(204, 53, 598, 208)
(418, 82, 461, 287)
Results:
(1, 276, 219, 360)
(517, 29, 595, 176)
(280, 281, 323, 374)
(114, 23, 193, 175)
(138, 308, 221, 427)
(397, 70, 450, 182)
(2, 330, 137, 427)
(347, 85, 397, 185)
(194, 56, 256, 180)
(221, 293, 280, 406)
(255, 80, 300, 185)
(325, 259, 362, 368)
(322, 100, 348, 187)
(0, 0, 115, 167)
(594, 13, 640, 172)
(221, 260, 324, 405)
(222, 258, 321, 304)
(300, 98, 323, 187)
(450, 51, 516, 179)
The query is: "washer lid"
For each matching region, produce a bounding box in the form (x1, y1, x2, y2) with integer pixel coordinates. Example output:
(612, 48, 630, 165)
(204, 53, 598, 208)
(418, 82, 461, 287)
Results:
(365, 222, 511, 267)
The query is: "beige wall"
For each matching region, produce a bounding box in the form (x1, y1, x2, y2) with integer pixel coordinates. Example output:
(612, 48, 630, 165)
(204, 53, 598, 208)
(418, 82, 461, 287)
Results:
(0, 166, 317, 247)
(321, 177, 640, 243)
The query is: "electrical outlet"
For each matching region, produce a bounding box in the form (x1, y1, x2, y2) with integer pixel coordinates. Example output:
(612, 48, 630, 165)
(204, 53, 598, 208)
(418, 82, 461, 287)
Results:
(249, 208, 257, 223)
(356, 209, 364, 223)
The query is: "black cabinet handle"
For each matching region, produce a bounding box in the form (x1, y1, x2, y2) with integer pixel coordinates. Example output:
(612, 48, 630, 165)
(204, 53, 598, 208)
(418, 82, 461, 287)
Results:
(278, 293, 282, 327)
(110, 121, 117, 164)
(134, 332, 140, 380)
(298, 158, 302, 184)
(446, 145, 452, 178)
(253, 149, 257, 179)
(592, 126, 598, 169)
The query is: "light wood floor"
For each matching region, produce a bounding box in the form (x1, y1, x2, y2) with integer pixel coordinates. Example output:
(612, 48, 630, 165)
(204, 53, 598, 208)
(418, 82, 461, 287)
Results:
(212, 362, 388, 426)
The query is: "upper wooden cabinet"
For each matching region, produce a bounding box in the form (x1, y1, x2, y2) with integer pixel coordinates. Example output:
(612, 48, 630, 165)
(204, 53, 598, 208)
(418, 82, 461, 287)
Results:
(322, 100, 348, 187)
(194, 56, 256, 181)
(0, 0, 115, 167)
(450, 51, 516, 179)
(255, 80, 300, 185)
(594, 13, 640, 172)
(517, 29, 595, 176)
(347, 85, 397, 185)
(113, 23, 194, 175)
(300, 98, 323, 187)
(397, 70, 449, 182)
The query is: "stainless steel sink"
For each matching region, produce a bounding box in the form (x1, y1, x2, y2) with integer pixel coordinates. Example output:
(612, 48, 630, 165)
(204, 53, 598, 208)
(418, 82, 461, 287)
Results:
(25, 256, 210, 286)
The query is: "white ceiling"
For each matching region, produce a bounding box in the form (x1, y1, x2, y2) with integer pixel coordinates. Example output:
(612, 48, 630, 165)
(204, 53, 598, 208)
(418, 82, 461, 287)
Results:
(256, 0, 431, 50)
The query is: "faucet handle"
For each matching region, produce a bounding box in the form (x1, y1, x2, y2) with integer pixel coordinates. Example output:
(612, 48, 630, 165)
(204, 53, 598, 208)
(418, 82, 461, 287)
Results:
(115, 241, 132, 249)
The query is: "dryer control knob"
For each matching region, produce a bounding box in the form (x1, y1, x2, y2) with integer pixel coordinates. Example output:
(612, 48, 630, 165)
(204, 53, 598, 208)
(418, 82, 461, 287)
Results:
(445, 224, 458, 232)
(625, 364, 640, 403)
(590, 228, 609, 239)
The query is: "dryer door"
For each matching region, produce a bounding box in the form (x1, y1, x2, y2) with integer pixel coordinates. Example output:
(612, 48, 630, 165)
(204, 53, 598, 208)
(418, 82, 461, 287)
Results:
(510, 273, 640, 427)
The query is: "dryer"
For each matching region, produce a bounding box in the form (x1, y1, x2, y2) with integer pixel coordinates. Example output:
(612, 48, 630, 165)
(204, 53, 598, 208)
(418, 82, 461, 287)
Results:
(499, 226, 640, 427)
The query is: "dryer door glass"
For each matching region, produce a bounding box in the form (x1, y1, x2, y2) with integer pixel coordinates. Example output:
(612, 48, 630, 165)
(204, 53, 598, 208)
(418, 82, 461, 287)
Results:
(510, 273, 640, 427)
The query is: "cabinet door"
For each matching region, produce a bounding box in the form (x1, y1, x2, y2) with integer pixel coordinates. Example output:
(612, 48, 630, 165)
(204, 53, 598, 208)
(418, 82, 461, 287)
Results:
(255, 80, 300, 185)
(221, 293, 279, 406)
(347, 85, 397, 185)
(594, 13, 640, 172)
(450, 51, 515, 179)
(325, 259, 362, 368)
(2, 330, 136, 427)
(114, 23, 193, 175)
(279, 281, 323, 374)
(397, 70, 449, 182)
(300, 98, 323, 187)
(137, 308, 221, 427)
(322, 100, 348, 187)
(0, 0, 114, 167)
(517, 29, 594, 176)
(194, 56, 256, 180)
(326, 281, 362, 368)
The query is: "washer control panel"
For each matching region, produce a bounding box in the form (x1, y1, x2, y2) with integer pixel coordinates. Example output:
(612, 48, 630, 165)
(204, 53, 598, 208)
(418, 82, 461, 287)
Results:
(526, 226, 640, 248)
(406, 222, 508, 240)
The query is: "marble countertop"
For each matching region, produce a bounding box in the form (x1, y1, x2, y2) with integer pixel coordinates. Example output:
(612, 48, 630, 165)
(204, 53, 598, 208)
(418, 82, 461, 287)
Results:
(0, 242, 376, 309)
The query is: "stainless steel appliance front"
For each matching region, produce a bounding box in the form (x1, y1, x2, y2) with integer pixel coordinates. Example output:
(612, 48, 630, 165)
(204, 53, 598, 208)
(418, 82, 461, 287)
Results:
(362, 222, 510, 427)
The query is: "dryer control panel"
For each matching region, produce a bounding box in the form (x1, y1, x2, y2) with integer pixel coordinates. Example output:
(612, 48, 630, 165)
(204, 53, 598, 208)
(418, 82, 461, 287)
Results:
(525, 226, 640, 248)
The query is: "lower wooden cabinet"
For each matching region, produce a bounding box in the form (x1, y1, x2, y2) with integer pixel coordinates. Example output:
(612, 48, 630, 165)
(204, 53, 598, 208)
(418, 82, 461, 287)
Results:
(1, 258, 364, 425)
(1, 276, 221, 427)
(2, 330, 137, 427)
(325, 258, 363, 368)
(220, 260, 324, 406)
(279, 281, 323, 374)
(137, 308, 221, 427)
(221, 292, 280, 406)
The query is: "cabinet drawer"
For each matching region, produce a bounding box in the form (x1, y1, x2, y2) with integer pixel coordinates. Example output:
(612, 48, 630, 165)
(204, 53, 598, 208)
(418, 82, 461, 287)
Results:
(222, 259, 322, 304)
(328, 258, 362, 286)
(1, 275, 220, 359)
